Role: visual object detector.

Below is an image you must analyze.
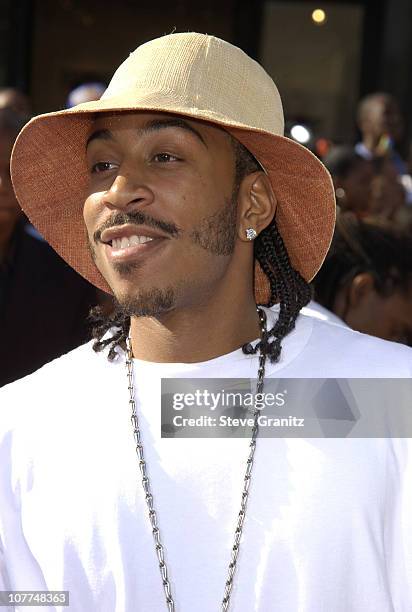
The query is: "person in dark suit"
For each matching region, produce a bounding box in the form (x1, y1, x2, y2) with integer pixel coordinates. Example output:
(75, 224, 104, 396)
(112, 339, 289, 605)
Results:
(0, 107, 101, 386)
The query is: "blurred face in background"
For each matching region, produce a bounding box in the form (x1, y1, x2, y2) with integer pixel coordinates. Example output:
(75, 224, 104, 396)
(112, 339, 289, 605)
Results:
(335, 157, 405, 220)
(369, 158, 406, 219)
(359, 94, 403, 145)
(335, 158, 375, 214)
(333, 273, 412, 345)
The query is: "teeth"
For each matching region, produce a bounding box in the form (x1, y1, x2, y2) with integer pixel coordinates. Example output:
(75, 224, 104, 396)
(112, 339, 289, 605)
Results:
(111, 235, 154, 249)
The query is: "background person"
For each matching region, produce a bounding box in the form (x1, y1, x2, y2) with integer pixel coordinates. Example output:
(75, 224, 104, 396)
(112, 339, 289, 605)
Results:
(355, 92, 406, 171)
(355, 91, 412, 207)
(323, 145, 406, 220)
(323, 146, 375, 216)
(312, 211, 412, 344)
(0, 107, 102, 386)
(369, 155, 406, 219)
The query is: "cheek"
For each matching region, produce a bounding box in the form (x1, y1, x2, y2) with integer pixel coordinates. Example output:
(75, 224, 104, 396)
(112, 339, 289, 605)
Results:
(359, 294, 394, 336)
(83, 192, 103, 236)
(349, 291, 381, 331)
(382, 295, 412, 331)
(181, 179, 232, 228)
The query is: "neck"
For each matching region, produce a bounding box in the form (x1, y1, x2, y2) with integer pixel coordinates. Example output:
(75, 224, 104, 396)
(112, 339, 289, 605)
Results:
(129, 289, 261, 364)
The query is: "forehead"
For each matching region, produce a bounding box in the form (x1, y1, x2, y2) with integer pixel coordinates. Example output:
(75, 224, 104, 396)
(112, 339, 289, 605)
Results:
(89, 111, 233, 151)
(368, 96, 398, 116)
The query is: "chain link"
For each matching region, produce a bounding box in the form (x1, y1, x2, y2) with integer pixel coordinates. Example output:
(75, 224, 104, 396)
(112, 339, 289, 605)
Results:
(126, 306, 268, 612)
(221, 306, 267, 611)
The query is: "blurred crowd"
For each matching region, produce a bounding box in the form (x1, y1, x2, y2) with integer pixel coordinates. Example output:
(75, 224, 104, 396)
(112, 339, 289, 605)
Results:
(0, 84, 411, 387)
(306, 91, 412, 345)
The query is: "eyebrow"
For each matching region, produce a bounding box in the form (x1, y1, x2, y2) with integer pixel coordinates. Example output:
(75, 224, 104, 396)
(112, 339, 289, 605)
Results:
(86, 128, 112, 148)
(86, 117, 207, 149)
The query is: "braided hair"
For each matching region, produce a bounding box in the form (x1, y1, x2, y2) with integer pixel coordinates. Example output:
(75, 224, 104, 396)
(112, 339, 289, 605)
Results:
(90, 138, 312, 362)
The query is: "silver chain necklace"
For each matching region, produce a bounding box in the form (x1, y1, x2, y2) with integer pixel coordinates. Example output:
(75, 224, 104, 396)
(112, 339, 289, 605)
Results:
(125, 306, 268, 611)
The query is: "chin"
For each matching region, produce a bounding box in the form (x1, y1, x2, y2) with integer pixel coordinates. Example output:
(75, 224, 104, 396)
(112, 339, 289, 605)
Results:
(113, 286, 177, 318)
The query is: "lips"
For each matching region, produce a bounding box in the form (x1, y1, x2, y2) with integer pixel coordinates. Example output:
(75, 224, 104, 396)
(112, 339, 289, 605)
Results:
(100, 224, 169, 245)
(99, 224, 169, 265)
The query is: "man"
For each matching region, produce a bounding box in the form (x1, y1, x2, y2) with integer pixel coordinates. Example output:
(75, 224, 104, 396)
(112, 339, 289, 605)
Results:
(0, 33, 411, 611)
(323, 145, 405, 220)
(355, 92, 412, 208)
(0, 107, 100, 387)
(355, 92, 405, 170)
(323, 145, 375, 215)
(312, 212, 412, 344)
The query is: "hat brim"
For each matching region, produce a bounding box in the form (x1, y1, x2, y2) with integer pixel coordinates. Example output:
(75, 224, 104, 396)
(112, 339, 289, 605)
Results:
(11, 99, 336, 305)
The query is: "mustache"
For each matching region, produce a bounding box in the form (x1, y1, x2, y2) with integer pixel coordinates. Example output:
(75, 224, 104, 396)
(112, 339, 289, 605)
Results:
(93, 210, 181, 243)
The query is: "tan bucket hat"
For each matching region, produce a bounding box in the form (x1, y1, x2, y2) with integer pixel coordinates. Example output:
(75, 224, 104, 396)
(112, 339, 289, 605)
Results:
(11, 32, 336, 305)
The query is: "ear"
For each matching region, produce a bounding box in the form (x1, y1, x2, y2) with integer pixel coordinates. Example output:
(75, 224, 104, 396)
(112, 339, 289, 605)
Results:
(347, 272, 375, 308)
(236, 171, 277, 242)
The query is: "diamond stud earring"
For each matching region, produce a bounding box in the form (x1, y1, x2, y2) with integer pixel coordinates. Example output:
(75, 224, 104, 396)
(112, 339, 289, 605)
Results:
(246, 228, 257, 241)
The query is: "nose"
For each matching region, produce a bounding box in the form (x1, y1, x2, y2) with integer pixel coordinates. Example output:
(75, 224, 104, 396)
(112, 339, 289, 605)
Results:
(101, 172, 154, 211)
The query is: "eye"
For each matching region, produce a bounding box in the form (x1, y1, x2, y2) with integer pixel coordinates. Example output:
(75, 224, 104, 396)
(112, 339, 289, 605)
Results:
(152, 152, 180, 163)
(91, 161, 117, 174)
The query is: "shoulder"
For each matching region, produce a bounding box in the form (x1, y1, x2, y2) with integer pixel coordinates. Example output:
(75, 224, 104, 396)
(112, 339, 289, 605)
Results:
(300, 300, 348, 328)
(266, 305, 411, 377)
(0, 339, 127, 476)
(16, 225, 97, 293)
(295, 310, 412, 377)
(0, 340, 119, 417)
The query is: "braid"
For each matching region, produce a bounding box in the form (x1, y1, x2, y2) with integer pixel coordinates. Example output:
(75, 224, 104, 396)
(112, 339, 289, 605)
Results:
(89, 304, 129, 361)
(242, 218, 312, 363)
(91, 136, 312, 362)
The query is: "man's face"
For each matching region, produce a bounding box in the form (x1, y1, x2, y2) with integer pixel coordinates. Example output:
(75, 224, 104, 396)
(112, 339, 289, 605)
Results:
(363, 96, 403, 143)
(369, 159, 406, 218)
(343, 280, 412, 345)
(83, 112, 240, 316)
(339, 159, 375, 213)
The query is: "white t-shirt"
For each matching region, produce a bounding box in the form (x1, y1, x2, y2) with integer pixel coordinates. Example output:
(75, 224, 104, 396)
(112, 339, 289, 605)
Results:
(0, 306, 411, 612)
(301, 300, 348, 328)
